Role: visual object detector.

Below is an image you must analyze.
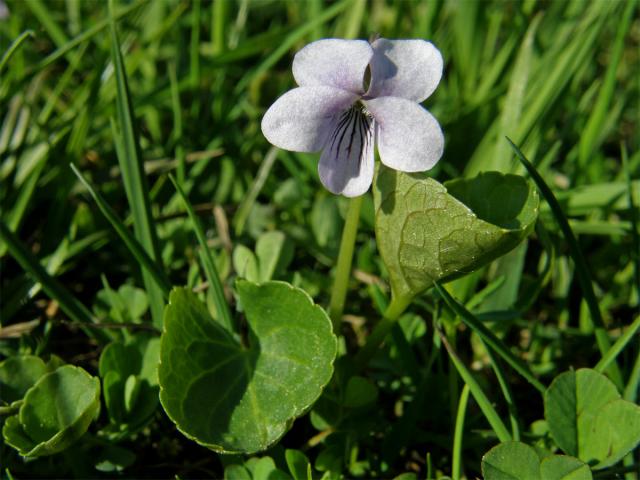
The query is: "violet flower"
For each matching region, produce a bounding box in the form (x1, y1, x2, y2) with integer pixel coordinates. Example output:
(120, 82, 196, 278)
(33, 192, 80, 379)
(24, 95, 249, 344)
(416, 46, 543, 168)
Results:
(261, 38, 444, 197)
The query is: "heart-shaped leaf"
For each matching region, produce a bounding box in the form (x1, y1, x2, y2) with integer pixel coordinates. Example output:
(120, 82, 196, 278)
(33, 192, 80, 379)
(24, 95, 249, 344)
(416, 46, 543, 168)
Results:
(0, 355, 51, 404)
(2, 365, 101, 457)
(343, 376, 378, 408)
(233, 232, 295, 283)
(233, 244, 260, 282)
(286, 449, 312, 480)
(373, 167, 538, 300)
(99, 338, 160, 429)
(482, 441, 592, 480)
(545, 368, 640, 469)
(159, 281, 337, 454)
(95, 284, 149, 323)
(255, 231, 294, 282)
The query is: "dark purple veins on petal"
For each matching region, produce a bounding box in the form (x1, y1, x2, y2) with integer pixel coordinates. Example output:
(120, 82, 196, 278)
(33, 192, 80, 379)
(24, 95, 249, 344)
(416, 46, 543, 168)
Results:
(327, 104, 372, 167)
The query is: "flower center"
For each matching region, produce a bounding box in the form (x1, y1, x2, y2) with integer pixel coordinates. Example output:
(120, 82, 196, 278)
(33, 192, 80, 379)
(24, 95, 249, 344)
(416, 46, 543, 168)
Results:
(363, 65, 372, 93)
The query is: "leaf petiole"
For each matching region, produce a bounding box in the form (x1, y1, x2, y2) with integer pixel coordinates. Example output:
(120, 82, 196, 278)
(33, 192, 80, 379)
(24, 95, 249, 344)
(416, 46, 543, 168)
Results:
(354, 293, 413, 371)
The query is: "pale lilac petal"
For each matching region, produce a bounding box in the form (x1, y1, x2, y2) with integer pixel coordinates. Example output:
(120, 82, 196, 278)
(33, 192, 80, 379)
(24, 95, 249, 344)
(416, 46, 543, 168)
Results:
(293, 39, 373, 94)
(261, 86, 359, 152)
(318, 108, 375, 197)
(367, 39, 443, 103)
(365, 96, 443, 172)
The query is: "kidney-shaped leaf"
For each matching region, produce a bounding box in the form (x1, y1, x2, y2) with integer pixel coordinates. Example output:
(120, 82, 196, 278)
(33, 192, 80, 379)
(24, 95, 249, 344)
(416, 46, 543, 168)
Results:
(2, 365, 101, 457)
(0, 355, 51, 404)
(159, 281, 337, 454)
(373, 167, 538, 300)
(482, 441, 592, 480)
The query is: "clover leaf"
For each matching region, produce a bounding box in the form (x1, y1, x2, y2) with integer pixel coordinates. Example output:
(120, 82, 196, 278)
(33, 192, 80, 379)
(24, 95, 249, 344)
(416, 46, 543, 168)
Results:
(482, 441, 592, 480)
(544, 368, 640, 469)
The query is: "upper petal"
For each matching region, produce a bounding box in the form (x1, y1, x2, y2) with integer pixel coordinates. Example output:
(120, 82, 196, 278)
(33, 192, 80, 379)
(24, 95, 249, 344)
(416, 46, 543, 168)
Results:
(367, 39, 443, 103)
(318, 107, 375, 197)
(261, 86, 358, 152)
(365, 96, 444, 172)
(293, 39, 373, 94)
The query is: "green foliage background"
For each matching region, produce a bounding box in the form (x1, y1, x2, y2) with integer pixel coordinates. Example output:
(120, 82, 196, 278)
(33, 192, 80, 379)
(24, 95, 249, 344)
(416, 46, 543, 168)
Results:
(0, 0, 638, 478)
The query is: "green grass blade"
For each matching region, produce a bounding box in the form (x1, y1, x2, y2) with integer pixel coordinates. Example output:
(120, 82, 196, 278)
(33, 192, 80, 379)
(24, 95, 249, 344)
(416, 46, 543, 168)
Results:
(578, 0, 635, 166)
(307, 0, 324, 40)
(436, 325, 512, 443)
(190, 0, 201, 90)
(491, 15, 540, 173)
(0, 121, 68, 241)
(0, 140, 58, 257)
(452, 0, 480, 97)
(472, 34, 518, 107)
(623, 349, 640, 403)
(37, 44, 88, 124)
(168, 63, 185, 185)
(339, 0, 365, 39)
(100, 274, 126, 324)
(211, 0, 227, 54)
(0, 30, 34, 75)
(435, 283, 546, 394)
(451, 383, 470, 480)
(31, 0, 144, 75)
(169, 175, 234, 333)
(516, 5, 610, 144)
(485, 347, 521, 440)
(24, 0, 69, 48)
(109, 0, 165, 328)
(622, 145, 640, 306)
(234, 146, 278, 236)
(594, 315, 640, 375)
(70, 164, 172, 298)
(0, 221, 105, 341)
(507, 137, 624, 389)
(234, 0, 350, 93)
(550, 180, 640, 216)
(1, 230, 109, 322)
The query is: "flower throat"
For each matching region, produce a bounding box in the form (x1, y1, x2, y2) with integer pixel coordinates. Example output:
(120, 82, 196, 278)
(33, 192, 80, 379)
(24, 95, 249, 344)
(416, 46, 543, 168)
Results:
(328, 103, 373, 161)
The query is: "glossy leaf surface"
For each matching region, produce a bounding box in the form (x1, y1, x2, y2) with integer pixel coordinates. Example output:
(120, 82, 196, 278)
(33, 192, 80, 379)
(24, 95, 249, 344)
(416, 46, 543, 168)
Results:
(0, 355, 51, 404)
(3, 365, 100, 457)
(159, 282, 337, 453)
